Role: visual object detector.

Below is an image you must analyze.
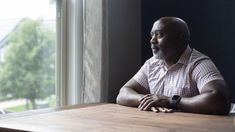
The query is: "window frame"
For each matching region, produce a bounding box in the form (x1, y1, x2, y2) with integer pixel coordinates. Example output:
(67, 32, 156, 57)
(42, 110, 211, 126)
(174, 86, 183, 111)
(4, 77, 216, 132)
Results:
(56, 0, 83, 106)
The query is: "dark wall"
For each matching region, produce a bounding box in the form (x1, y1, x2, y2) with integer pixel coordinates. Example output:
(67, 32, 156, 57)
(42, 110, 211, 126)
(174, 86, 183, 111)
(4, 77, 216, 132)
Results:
(141, 0, 235, 102)
(107, 0, 141, 103)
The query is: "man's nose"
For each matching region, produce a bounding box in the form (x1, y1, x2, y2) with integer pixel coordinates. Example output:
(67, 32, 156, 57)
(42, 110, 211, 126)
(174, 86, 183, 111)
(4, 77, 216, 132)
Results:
(150, 34, 158, 44)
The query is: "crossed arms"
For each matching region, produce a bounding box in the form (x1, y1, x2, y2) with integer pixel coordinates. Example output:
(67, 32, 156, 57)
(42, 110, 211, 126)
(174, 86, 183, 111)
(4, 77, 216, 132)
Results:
(116, 79, 230, 115)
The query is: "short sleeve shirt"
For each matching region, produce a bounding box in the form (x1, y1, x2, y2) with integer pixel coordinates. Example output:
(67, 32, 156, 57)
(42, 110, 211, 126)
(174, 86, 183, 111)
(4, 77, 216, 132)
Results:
(133, 46, 224, 97)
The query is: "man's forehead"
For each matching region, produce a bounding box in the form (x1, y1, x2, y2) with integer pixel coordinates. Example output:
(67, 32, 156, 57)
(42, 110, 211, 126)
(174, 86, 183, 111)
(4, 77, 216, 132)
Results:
(152, 20, 165, 32)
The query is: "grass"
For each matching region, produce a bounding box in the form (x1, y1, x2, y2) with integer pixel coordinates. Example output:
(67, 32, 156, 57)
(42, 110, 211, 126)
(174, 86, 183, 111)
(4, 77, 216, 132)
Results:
(6, 104, 32, 112)
(5, 95, 56, 112)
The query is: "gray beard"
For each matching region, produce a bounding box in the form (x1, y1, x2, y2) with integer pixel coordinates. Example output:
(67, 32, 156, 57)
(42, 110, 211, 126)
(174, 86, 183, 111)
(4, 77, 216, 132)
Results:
(153, 51, 165, 60)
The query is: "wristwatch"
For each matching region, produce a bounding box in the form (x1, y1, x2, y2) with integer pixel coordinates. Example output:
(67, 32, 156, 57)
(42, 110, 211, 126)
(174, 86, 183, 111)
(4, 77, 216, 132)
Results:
(170, 95, 181, 110)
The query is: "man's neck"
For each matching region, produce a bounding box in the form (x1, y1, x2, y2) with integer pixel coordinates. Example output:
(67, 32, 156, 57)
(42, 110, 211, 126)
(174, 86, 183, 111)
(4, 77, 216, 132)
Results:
(164, 46, 186, 68)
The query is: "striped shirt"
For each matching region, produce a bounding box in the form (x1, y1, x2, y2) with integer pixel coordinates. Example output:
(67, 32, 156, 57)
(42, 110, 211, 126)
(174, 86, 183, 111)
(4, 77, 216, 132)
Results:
(133, 45, 224, 97)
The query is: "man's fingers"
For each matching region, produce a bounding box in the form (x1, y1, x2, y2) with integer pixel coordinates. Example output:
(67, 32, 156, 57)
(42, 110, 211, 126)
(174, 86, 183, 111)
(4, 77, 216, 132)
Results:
(138, 94, 173, 113)
(165, 108, 173, 113)
(138, 96, 151, 108)
(138, 94, 151, 102)
(157, 107, 173, 113)
(150, 107, 173, 113)
(139, 99, 152, 110)
(143, 100, 154, 111)
(158, 107, 166, 112)
(151, 107, 159, 113)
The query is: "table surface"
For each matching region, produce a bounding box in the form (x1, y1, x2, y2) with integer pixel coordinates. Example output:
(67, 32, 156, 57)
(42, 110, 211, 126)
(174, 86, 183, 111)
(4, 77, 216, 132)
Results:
(0, 103, 234, 132)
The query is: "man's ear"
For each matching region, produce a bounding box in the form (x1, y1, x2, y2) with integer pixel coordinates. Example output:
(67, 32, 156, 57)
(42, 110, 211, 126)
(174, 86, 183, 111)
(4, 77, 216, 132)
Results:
(178, 33, 188, 43)
(179, 33, 184, 40)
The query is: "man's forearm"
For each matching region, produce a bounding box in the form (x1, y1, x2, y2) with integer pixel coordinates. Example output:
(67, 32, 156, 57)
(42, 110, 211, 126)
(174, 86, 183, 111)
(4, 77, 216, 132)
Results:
(116, 87, 144, 107)
(178, 91, 230, 115)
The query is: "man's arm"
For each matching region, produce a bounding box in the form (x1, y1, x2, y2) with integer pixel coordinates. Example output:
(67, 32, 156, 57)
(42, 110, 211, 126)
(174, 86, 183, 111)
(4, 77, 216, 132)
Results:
(116, 79, 150, 107)
(178, 79, 230, 115)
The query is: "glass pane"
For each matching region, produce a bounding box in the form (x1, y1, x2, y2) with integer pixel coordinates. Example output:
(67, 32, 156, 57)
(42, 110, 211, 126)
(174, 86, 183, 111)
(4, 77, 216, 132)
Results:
(0, 0, 56, 113)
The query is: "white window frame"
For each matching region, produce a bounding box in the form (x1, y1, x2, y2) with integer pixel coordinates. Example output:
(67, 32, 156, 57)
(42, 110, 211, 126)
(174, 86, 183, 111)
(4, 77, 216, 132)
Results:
(56, 0, 83, 106)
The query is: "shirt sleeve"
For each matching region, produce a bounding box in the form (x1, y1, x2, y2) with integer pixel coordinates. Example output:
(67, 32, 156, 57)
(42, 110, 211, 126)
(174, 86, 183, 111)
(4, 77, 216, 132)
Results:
(132, 61, 149, 90)
(192, 59, 224, 93)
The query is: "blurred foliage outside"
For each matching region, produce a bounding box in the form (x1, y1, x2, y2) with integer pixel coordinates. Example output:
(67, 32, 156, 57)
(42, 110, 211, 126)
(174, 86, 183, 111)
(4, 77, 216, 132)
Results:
(0, 19, 56, 111)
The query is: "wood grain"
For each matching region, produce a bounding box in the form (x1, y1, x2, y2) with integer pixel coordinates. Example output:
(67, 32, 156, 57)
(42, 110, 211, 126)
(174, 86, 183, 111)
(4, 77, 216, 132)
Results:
(0, 104, 234, 132)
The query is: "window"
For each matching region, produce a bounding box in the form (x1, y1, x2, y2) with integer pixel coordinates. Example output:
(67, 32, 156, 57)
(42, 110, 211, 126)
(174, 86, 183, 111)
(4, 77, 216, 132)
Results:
(0, 0, 57, 112)
(0, 0, 84, 113)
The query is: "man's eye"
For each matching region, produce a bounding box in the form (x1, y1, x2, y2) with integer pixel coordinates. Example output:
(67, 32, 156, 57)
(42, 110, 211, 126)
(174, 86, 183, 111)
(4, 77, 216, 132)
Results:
(157, 33, 164, 38)
(150, 32, 164, 38)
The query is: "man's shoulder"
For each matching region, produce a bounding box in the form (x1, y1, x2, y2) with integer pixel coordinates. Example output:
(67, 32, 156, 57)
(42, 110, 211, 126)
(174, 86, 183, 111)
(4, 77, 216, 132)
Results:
(145, 56, 162, 66)
(189, 49, 210, 64)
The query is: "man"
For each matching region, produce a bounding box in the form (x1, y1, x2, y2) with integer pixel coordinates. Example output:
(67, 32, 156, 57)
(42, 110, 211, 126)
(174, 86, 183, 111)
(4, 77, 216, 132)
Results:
(116, 17, 230, 115)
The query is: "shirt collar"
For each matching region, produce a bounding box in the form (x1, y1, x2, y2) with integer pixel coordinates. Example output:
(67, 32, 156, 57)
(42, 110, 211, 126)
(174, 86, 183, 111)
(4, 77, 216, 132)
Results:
(177, 45, 192, 65)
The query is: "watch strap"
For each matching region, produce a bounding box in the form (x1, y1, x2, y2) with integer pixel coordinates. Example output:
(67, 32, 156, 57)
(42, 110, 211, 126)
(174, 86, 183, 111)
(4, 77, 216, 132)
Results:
(170, 95, 181, 110)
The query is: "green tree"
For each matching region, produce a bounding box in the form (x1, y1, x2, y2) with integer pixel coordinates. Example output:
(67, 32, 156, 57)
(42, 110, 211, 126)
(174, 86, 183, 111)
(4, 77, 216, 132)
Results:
(0, 19, 55, 109)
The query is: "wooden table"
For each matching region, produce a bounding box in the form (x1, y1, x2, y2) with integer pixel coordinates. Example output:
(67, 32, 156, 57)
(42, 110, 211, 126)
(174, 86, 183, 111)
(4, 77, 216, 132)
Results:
(0, 103, 234, 132)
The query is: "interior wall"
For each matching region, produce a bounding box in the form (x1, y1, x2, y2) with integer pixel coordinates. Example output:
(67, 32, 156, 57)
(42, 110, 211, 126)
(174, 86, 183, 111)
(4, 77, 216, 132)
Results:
(82, 0, 141, 103)
(141, 0, 235, 102)
(107, 0, 141, 102)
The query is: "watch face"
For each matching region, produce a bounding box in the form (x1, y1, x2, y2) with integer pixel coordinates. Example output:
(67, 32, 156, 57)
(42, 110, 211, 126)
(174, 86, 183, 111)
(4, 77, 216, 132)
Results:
(171, 95, 181, 110)
(172, 95, 180, 100)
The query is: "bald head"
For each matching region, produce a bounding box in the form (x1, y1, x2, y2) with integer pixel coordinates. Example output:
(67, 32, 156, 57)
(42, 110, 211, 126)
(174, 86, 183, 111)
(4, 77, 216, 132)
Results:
(155, 17, 190, 44)
(150, 17, 191, 60)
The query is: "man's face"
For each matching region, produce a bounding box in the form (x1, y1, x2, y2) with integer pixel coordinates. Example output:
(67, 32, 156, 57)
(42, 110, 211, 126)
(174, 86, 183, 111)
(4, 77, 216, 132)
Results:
(150, 21, 179, 60)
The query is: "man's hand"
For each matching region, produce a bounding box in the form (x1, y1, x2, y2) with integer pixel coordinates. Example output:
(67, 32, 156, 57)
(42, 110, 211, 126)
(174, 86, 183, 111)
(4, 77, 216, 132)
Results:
(138, 94, 171, 111)
(150, 107, 173, 113)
